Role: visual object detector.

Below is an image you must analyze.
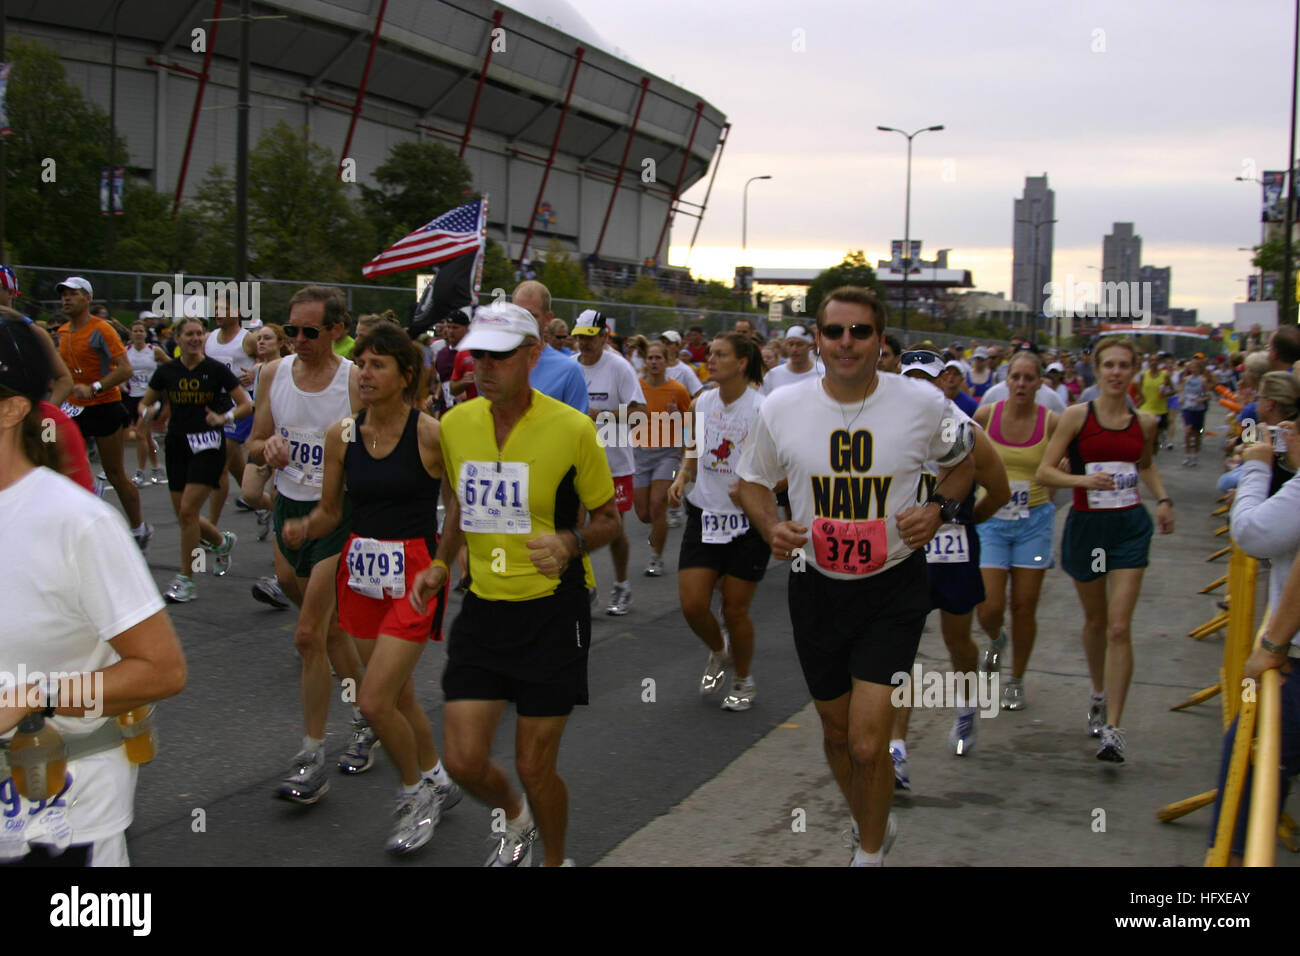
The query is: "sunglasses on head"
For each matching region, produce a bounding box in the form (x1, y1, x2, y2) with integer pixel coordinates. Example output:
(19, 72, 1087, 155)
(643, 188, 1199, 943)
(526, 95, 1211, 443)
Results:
(469, 347, 520, 361)
(819, 323, 875, 341)
(900, 350, 942, 367)
(283, 324, 322, 340)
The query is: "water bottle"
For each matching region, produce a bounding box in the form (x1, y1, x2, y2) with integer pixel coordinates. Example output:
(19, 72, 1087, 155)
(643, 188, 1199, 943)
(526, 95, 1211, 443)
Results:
(7, 713, 67, 802)
(117, 705, 157, 765)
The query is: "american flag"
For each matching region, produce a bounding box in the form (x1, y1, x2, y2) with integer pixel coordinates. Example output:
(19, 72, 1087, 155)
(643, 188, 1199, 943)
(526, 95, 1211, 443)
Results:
(361, 200, 485, 278)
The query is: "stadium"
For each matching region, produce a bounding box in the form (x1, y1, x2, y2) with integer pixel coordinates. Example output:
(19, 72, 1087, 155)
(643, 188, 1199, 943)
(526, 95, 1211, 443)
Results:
(12, 0, 728, 275)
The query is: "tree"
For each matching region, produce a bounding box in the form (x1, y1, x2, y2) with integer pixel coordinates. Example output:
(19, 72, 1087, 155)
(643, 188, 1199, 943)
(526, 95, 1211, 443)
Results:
(805, 250, 886, 318)
(616, 275, 674, 308)
(536, 240, 592, 301)
(244, 122, 375, 281)
(359, 140, 475, 247)
(477, 240, 516, 300)
(698, 279, 743, 312)
(4, 38, 128, 270)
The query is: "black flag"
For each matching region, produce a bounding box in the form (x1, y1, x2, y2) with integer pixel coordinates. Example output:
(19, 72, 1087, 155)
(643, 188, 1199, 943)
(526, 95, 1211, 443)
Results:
(410, 249, 476, 337)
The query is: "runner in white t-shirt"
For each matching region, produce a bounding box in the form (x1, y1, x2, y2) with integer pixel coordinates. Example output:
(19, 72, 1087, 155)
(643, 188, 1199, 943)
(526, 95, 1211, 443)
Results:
(737, 287, 975, 866)
(0, 318, 186, 867)
(661, 331, 704, 398)
(204, 298, 258, 528)
(574, 310, 646, 616)
(760, 324, 820, 395)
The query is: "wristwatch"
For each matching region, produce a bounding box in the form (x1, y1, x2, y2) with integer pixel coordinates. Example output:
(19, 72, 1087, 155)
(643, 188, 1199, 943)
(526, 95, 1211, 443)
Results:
(926, 493, 960, 523)
(570, 528, 587, 556)
(91, 381, 104, 396)
(1260, 635, 1291, 656)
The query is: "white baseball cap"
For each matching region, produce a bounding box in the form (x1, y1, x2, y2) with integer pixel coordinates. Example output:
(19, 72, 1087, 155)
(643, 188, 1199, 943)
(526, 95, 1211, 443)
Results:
(457, 302, 539, 352)
(661, 329, 682, 344)
(56, 276, 93, 297)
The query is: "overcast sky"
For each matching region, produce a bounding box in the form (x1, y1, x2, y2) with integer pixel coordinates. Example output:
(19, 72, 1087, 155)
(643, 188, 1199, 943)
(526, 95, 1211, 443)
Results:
(566, 0, 1294, 325)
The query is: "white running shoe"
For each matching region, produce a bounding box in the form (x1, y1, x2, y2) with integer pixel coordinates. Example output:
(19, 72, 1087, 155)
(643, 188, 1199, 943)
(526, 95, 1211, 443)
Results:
(720, 675, 756, 711)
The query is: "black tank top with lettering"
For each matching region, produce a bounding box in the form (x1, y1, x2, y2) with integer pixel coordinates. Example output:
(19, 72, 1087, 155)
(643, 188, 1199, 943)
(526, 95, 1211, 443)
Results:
(344, 408, 440, 549)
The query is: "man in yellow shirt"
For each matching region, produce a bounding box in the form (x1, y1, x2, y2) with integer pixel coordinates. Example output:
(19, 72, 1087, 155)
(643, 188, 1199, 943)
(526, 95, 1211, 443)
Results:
(410, 302, 619, 867)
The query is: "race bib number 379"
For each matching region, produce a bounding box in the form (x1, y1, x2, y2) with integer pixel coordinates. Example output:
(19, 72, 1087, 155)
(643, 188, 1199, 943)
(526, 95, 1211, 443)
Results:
(811, 518, 887, 575)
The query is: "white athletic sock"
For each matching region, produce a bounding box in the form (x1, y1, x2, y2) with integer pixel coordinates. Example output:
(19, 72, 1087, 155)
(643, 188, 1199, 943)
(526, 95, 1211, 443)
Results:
(401, 781, 421, 795)
(352, 706, 364, 722)
(509, 797, 533, 830)
(422, 761, 451, 787)
(133, 523, 147, 535)
(852, 845, 884, 866)
(615, 579, 628, 589)
(303, 735, 324, 755)
(889, 739, 907, 758)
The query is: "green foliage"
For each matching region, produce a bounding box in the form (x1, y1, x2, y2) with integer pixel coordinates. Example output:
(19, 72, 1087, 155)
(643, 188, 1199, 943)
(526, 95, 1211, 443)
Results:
(537, 240, 592, 301)
(359, 140, 475, 247)
(698, 279, 744, 312)
(805, 250, 885, 318)
(4, 38, 128, 269)
(616, 275, 674, 308)
(478, 240, 516, 299)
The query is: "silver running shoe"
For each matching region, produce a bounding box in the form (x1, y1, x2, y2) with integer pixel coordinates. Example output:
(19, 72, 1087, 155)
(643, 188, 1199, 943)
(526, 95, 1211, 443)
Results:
(134, 522, 154, 554)
(948, 710, 977, 756)
(434, 779, 463, 813)
(131, 469, 150, 487)
(338, 718, 380, 773)
(252, 576, 291, 610)
(486, 818, 538, 867)
(212, 531, 237, 577)
(666, 507, 683, 529)
(645, 553, 664, 577)
(256, 509, 273, 541)
(277, 750, 329, 804)
(1096, 725, 1127, 763)
(720, 675, 756, 711)
(150, 466, 166, 484)
(388, 780, 441, 854)
(605, 583, 631, 616)
(980, 630, 1006, 675)
(700, 649, 730, 696)
(1001, 677, 1025, 711)
(1087, 695, 1106, 738)
(164, 574, 197, 603)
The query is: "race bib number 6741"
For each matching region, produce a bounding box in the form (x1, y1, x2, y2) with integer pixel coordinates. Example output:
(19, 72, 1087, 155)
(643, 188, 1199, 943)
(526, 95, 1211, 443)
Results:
(458, 460, 532, 534)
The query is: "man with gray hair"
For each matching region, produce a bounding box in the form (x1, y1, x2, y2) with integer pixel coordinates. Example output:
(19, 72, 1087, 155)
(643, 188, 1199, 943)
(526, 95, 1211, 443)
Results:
(512, 280, 588, 412)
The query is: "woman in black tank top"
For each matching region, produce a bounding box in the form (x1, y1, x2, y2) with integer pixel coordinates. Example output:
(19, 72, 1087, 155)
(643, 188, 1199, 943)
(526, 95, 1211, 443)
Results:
(281, 323, 460, 855)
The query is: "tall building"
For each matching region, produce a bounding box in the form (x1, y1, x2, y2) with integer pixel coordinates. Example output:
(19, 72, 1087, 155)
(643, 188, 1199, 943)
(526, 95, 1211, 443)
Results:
(1103, 223, 1142, 286)
(1138, 265, 1170, 316)
(1012, 175, 1055, 316)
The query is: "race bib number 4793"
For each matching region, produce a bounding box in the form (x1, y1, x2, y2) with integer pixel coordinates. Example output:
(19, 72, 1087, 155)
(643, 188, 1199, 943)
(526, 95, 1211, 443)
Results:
(458, 460, 531, 534)
(811, 518, 887, 575)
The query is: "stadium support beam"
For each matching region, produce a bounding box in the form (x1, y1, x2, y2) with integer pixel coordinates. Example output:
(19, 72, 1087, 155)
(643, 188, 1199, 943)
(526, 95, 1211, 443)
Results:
(683, 122, 730, 268)
(171, 0, 222, 218)
(593, 77, 650, 259)
(652, 101, 704, 266)
(460, 8, 504, 159)
(339, 0, 389, 174)
(518, 46, 585, 264)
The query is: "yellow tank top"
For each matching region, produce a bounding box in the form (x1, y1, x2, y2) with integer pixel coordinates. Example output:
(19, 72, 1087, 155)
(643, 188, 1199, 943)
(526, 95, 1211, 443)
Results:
(1139, 369, 1169, 414)
(987, 401, 1051, 508)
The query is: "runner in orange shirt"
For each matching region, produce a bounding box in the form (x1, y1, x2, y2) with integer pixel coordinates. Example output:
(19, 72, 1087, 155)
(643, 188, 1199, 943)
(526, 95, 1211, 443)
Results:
(634, 340, 692, 575)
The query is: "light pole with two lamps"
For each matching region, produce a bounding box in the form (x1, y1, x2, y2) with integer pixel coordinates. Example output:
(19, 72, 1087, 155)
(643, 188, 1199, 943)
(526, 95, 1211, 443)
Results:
(877, 124, 944, 332)
(740, 174, 771, 311)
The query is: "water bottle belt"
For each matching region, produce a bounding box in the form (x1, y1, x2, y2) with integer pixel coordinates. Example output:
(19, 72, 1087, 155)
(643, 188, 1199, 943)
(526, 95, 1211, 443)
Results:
(0, 720, 124, 779)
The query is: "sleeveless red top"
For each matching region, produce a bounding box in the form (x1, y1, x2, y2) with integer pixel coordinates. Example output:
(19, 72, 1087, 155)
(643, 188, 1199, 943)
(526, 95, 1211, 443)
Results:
(1068, 402, 1145, 512)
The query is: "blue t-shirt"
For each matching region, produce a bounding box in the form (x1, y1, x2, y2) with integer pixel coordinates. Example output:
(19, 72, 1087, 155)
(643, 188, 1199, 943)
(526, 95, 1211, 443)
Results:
(1237, 401, 1259, 426)
(953, 391, 979, 417)
(531, 346, 589, 413)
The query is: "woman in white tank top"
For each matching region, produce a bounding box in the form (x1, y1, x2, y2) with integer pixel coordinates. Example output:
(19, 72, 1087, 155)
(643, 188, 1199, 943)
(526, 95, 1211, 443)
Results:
(126, 320, 168, 484)
(667, 332, 770, 712)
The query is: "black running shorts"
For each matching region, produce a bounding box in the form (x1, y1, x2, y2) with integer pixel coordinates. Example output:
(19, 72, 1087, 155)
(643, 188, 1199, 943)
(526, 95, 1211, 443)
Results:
(788, 550, 931, 699)
(442, 585, 591, 717)
(677, 501, 770, 582)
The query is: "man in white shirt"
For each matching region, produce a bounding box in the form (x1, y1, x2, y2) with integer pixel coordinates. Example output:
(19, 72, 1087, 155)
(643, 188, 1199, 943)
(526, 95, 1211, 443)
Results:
(761, 325, 821, 395)
(661, 330, 704, 397)
(737, 286, 975, 866)
(575, 310, 647, 615)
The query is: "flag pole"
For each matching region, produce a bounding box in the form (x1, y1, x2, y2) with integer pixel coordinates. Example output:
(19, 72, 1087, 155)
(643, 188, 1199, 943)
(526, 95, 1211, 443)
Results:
(472, 193, 489, 306)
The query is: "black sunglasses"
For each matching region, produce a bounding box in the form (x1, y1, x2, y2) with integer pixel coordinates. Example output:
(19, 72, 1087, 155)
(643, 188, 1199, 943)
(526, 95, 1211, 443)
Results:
(819, 323, 875, 341)
(470, 347, 521, 361)
(283, 324, 322, 340)
(900, 350, 942, 366)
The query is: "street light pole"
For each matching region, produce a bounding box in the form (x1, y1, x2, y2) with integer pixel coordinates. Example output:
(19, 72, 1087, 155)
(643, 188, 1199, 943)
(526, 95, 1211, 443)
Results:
(742, 175, 772, 257)
(107, 0, 128, 314)
(878, 124, 944, 332)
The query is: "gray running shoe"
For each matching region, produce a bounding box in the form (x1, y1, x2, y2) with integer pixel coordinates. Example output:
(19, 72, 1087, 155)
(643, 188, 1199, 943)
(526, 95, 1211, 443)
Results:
(212, 531, 237, 577)
(605, 583, 631, 616)
(277, 750, 329, 804)
(338, 718, 380, 773)
(485, 818, 538, 867)
(666, 507, 683, 529)
(720, 675, 756, 711)
(134, 522, 154, 554)
(434, 779, 463, 813)
(256, 509, 273, 541)
(700, 649, 730, 696)
(890, 745, 911, 791)
(150, 466, 166, 484)
(848, 814, 897, 866)
(1087, 695, 1106, 738)
(980, 630, 1006, 675)
(131, 469, 149, 487)
(164, 574, 197, 603)
(252, 576, 290, 610)
(948, 710, 977, 756)
(644, 553, 664, 577)
(1096, 725, 1127, 763)
(388, 780, 441, 854)
(1001, 677, 1025, 711)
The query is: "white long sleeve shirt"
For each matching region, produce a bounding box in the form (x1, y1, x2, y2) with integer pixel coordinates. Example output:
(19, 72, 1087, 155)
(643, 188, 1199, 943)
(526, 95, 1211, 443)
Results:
(1231, 459, 1300, 647)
